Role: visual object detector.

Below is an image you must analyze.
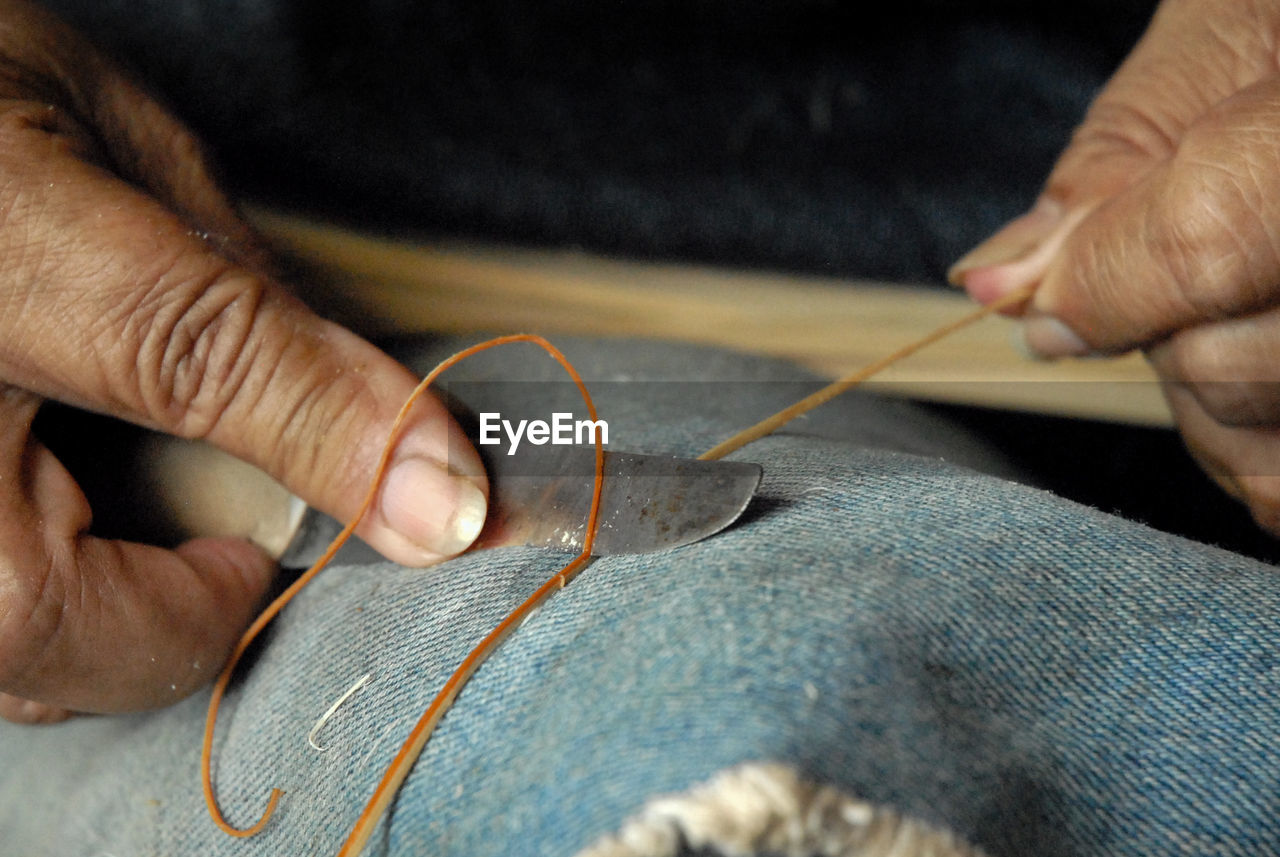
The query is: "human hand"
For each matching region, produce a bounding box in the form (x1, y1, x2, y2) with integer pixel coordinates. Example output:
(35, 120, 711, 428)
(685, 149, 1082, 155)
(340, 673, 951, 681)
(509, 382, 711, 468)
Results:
(0, 0, 486, 723)
(948, 0, 1280, 536)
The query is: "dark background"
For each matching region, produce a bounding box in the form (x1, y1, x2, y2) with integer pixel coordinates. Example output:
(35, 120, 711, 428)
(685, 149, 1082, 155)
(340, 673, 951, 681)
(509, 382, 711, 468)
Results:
(44, 0, 1155, 281)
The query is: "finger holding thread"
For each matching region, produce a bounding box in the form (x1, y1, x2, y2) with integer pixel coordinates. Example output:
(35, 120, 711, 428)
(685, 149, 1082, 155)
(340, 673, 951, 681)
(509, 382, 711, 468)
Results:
(201, 335, 597, 842)
(948, 0, 1276, 306)
(331, 335, 607, 856)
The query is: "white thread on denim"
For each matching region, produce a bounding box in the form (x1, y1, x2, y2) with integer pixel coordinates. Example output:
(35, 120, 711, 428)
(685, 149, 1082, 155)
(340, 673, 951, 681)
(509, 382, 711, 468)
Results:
(574, 762, 987, 857)
(307, 673, 372, 752)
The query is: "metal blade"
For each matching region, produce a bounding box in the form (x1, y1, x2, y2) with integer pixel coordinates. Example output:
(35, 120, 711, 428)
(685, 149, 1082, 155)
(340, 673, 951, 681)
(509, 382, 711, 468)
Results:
(475, 447, 762, 555)
(279, 447, 761, 566)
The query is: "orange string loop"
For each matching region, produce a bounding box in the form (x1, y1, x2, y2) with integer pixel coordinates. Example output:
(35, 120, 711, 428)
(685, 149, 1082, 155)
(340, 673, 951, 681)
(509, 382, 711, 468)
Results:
(201, 334, 606, 846)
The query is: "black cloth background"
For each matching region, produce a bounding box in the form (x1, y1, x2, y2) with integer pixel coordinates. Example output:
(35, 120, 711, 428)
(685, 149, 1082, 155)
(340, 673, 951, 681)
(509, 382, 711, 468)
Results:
(41, 0, 1154, 282)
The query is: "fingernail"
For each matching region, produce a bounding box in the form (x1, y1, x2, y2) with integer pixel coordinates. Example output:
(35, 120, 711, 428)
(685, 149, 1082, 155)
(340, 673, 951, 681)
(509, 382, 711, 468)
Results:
(1021, 315, 1092, 359)
(949, 200, 1064, 283)
(948, 200, 1066, 300)
(381, 457, 488, 558)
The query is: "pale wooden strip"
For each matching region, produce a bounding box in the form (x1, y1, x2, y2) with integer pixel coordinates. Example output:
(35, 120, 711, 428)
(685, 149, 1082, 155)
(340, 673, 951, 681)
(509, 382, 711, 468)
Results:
(249, 208, 1170, 426)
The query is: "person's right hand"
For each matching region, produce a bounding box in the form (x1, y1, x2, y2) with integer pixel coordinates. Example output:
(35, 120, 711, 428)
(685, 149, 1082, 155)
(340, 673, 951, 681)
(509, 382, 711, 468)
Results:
(949, 0, 1280, 536)
(0, 0, 487, 724)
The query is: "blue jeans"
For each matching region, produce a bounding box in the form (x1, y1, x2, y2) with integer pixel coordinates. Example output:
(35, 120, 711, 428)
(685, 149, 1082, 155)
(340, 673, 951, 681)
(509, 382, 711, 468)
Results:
(2, 336, 1277, 856)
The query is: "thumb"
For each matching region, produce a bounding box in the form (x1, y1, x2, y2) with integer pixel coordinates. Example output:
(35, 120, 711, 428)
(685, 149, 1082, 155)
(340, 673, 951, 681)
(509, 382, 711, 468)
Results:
(155, 274, 490, 567)
(187, 298, 491, 567)
(1027, 77, 1280, 358)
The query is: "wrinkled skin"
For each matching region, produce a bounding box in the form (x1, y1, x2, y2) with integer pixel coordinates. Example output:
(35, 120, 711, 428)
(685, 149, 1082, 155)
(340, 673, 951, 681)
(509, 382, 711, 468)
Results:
(0, 0, 486, 724)
(952, 0, 1280, 537)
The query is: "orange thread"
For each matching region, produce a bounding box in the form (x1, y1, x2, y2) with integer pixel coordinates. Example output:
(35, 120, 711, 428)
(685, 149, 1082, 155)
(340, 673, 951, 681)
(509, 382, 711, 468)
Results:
(201, 334, 605, 845)
(698, 284, 1035, 461)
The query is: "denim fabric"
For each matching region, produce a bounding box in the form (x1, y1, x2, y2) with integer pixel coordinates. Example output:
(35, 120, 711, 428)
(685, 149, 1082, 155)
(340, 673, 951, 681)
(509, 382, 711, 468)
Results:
(2, 336, 1278, 856)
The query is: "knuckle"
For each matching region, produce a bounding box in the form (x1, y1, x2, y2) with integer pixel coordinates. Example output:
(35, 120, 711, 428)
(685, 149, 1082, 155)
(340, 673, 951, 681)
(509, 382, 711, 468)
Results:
(136, 103, 216, 189)
(1156, 130, 1278, 317)
(133, 261, 371, 493)
(1058, 216, 1122, 320)
(1044, 99, 1176, 209)
(121, 249, 380, 495)
(128, 261, 270, 439)
(1164, 329, 1243, 413)
(162, 122, 207, 171)
(1071, 99, 1179, 166)
(1152, 175, 1234, 315)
